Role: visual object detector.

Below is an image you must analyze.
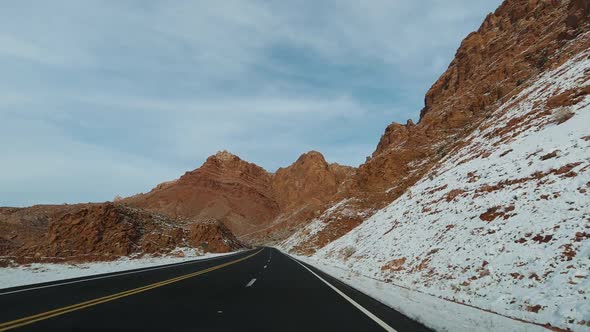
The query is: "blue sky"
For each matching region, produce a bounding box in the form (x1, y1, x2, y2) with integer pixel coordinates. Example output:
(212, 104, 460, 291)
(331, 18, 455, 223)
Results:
(0, 0, 502, 206)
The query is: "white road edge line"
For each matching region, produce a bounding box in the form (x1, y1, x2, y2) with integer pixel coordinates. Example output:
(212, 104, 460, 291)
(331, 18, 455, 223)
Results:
(0, 250, 250, 296)
(246, 278, 257, 287)
(287, 255, 397, 332)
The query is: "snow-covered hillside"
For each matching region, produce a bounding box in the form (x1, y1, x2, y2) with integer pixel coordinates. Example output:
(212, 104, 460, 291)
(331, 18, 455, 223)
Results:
(282, 48, 590, 331)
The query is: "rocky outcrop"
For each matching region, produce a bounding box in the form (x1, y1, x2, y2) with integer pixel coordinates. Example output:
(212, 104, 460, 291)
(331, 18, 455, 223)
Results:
(284, 0, 590, 253)
(0, 203, 244, 265)
(0, 205, 64, 260)
(239, 152, 355, 243)
(187, 218, 243, 253)
(274, 151, 353, 211)
(359, 0, 590, 194)
(123, 151, 280, 237)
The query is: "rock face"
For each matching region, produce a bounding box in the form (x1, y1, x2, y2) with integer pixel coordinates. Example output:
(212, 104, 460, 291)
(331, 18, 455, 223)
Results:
(0, 203, 244, 265)
(251, 152, 355, 242)
(2, 149, 354, 263)
(186, 217, 244, 253)
(273, 151, 352, 212)
(358, 0, 590, 194)
(123, 151, 280, 237)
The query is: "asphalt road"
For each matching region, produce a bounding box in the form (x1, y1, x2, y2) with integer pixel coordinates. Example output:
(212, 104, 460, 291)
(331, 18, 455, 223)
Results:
(0, 247, 431, 331)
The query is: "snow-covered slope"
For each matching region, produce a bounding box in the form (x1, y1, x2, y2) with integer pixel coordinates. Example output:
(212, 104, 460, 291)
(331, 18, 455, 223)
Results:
(282, 48, 590, 330)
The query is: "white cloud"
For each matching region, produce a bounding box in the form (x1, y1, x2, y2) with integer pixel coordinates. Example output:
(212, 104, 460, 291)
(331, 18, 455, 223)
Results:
(0, 0, 502, 206)
(0, 112, 178, 206)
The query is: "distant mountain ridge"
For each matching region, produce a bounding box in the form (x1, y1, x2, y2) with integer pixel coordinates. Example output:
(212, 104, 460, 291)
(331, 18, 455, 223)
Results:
(122, 150, 355, 241)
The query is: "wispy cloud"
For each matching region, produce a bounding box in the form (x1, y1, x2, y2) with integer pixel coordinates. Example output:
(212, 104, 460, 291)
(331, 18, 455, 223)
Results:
(0, 0, 502, 206)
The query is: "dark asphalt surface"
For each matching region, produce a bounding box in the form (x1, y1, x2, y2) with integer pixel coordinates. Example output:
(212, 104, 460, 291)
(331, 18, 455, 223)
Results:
(0, 247, 431, 331)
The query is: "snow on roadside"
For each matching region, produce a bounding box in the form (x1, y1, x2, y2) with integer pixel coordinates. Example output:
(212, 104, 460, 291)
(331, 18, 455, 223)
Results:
(0, 248, 237, 290)
(295, 255, 546, 332)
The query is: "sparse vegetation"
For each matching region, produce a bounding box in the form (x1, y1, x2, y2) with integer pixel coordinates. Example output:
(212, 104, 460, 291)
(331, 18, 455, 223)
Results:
(342, 246, 356, 259)
(552, 106, 575, 124)
(428, 170, 438, 181)
(536, 49, 549, 69)
(537, 55, 548, 68)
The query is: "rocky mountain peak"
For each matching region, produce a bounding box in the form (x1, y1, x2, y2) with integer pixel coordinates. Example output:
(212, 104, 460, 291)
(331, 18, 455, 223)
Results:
(272, 151, 352, 213)
(212, 150, 238, 162)
(197, 151, 270, 181)
(295, 150, 327, 164)
(279, 151, 330, 174)
(202, 150, 242, 168)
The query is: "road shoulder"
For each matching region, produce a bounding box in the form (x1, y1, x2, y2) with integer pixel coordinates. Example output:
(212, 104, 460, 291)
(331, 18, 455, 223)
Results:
(289, 252, 546, 332)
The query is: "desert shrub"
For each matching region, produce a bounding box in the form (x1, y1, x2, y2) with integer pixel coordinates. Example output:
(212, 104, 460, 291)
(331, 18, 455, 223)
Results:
(341, 246, 356, 259)
(428, 170, 438, 181)
(552, 106, 575, 124)
(537, 55, 548, 68)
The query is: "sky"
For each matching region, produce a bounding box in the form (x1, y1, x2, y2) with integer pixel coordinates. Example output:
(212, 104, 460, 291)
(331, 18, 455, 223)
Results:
(0, 0, 502, 207)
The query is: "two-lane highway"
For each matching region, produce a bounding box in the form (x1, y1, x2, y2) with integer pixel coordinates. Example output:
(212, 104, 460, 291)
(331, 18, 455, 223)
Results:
(0, 248, 431, 331)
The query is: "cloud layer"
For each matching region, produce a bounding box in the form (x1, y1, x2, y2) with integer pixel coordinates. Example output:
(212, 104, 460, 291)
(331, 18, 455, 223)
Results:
(0, 0, 501, 206)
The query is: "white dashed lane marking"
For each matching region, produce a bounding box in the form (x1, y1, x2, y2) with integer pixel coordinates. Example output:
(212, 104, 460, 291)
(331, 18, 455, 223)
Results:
(246, 278, 257, 287)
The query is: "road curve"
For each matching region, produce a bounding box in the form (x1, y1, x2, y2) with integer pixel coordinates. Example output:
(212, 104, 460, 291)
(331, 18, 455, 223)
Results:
(0, 247, 431, 331)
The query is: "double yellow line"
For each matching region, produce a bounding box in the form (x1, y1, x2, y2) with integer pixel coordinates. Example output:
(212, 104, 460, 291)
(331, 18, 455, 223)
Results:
(0, 250, 261, 331)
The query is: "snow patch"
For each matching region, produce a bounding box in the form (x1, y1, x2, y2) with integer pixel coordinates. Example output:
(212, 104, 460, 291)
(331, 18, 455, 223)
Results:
(0, 248, 236, 290)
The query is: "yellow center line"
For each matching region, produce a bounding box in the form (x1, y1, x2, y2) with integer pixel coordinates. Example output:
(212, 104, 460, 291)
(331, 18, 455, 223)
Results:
(0, 249, 262, 331)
